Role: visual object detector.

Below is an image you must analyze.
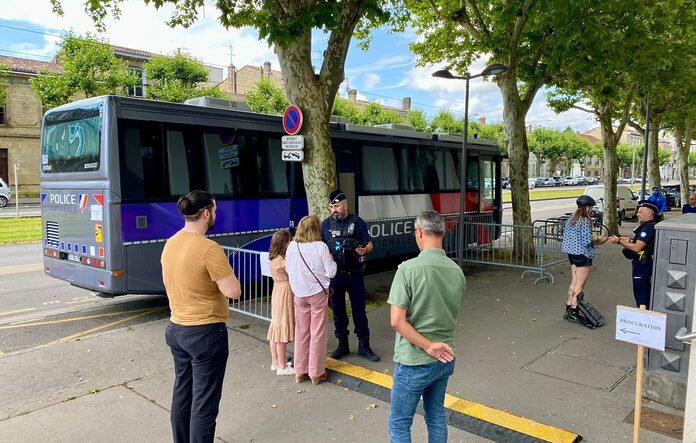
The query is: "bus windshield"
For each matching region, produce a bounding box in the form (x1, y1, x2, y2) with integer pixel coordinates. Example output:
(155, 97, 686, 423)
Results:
(42, 103, 102, 173)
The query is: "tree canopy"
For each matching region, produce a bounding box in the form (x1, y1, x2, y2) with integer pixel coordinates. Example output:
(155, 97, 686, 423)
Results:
(144, 53, 223, 103)
(244, 78, 288, 115)
(29, 33, 138, 108)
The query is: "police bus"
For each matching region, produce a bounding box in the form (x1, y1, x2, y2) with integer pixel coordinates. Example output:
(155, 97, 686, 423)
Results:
(40, 95, 502, 295)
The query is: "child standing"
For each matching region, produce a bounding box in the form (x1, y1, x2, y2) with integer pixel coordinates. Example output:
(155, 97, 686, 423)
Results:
(267, 230, 295, 375)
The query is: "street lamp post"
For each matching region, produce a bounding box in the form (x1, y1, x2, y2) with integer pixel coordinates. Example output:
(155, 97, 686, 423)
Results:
(432, 63, 508, 267)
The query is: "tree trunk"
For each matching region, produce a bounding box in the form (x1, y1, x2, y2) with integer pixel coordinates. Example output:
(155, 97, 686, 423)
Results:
(647, 116, 661, 189)
(675, 122, 693, 205)
(598, 108, 620, 235)
(497, 75, 533, 257)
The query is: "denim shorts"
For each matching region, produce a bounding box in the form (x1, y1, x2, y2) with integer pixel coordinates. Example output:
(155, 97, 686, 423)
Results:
(568, 254, 592, 267)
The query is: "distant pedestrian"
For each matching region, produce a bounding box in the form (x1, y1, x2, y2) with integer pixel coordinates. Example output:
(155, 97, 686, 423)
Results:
(161, 190, 241, 443)
(608, 200, 659, 308)
(286, 215, 337, 385)
(647, 187, 667, 214)
(681, 193, 696, 214)
(267, 230, 295, 376)
(560, 195, 605, 321)
(387, 211, 466, 443)
(321, 190, 380, 362)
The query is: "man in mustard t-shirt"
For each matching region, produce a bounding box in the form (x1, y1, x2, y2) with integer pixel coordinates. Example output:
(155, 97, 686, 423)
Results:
(161, 190, 241, 443)
(387, 211, 466, 443)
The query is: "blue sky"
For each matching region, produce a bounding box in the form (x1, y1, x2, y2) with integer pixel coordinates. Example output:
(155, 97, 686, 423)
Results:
(0, 0, 596, 131)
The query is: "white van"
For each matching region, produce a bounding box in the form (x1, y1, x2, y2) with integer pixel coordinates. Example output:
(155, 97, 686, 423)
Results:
(583, 184, 638, 220)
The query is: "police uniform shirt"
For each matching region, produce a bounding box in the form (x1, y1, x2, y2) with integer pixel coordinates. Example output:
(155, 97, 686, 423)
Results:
(321, 214, 371, 271)
(631, 220, 656, 257)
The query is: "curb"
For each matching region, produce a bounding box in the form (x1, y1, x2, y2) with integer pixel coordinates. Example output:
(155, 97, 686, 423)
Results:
(325, 358, 582, 443)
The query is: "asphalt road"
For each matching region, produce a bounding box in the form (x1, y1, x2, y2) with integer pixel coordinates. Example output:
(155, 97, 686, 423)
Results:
(0, 200, 40, 218)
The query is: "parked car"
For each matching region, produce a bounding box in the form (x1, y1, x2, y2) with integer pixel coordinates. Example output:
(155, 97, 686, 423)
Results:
(663, 185, 681, 209)
(585, 176, 599, 185)
(0, 178, 11, 207)
(576, 177, 589, 186)
(527, 178, 536, 189)
(543, 177, 556, 187)
(533, 177, 546, 188)
(583, 184, 638, 221)
(552, 176, 564, 186)
(564, 176, 578, 186)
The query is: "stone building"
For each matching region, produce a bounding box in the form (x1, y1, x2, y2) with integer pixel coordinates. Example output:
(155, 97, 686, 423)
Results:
(218, 61, 283, 102)
(0, 56, 60, 193)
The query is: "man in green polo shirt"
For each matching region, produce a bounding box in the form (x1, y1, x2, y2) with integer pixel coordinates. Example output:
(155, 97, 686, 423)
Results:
(387, 210, 466, 443)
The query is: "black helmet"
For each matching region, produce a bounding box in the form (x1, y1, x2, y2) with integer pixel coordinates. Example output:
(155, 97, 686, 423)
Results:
(576, 195, 596, 207)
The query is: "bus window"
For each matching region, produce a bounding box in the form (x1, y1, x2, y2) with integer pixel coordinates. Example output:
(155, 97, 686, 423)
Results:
(259, 137, 288, 194)
(166, 130, 190, 197)
(419, 148, 459, 193)
(119, 120, 166, 200)
(42, 104, 101, 173)
(467, 159, 479, 191)
(361, 145, 398, 193)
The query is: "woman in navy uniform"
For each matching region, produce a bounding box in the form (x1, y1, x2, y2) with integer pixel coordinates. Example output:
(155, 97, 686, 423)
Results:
(608, 200, 659, 308)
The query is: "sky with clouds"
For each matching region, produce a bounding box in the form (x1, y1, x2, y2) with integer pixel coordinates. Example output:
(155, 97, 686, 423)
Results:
(0, 0, 598, 131)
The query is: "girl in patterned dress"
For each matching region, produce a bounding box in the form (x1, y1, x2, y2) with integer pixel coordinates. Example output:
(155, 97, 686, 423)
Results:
(561, 195, 600, 320)
(267, 230, 296, 375)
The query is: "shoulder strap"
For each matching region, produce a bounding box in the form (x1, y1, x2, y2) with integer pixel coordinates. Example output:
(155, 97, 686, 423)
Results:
(296, 243, 328, 294)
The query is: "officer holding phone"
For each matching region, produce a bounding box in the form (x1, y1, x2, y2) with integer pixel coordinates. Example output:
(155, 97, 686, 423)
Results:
(321, 190, 380, 362)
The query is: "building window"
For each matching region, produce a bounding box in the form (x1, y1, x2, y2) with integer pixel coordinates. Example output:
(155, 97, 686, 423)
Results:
(0, 105, 6, 125)
(127, 68, 145, 97)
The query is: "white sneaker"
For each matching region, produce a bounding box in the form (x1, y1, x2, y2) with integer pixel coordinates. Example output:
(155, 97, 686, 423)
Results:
(271, 363, 277, 371)
(276, 366, 294, 376)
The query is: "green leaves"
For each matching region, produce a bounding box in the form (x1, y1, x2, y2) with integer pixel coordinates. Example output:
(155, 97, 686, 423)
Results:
(245, 78, 288, 115)
(144, 53, 221, 103)
(29, 33, 138, 109)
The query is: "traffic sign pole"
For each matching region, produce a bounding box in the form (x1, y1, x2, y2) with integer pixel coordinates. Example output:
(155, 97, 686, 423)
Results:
(13, 163, 19, 218)
(282, 105, 304, 232)
(633, 304, 646, 443)
(289, 162, 295, 233)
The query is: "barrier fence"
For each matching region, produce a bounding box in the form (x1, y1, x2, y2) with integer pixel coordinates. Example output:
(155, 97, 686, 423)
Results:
(222, 246, 272, 322)
(221, 213, 568, 322)
(444, 215, 566, 284)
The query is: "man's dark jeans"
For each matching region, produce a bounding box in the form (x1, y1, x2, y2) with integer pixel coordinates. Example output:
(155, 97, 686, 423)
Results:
(165, 322, 229, 443)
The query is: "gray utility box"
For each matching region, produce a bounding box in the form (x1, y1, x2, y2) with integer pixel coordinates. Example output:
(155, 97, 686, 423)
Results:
(643, 213, 696, 409)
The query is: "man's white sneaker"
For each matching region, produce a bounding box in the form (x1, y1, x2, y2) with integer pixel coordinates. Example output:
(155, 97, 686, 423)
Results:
(271, 363, 278, 371)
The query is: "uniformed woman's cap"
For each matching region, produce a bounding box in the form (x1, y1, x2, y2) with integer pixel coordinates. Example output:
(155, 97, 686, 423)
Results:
(329, 190, 346, 204)
(638, 200, 659, 213)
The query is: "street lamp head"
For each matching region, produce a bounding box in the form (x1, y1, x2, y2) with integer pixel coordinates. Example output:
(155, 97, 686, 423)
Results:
(481, 63, 508, 76)
(432, 69, 455, 79)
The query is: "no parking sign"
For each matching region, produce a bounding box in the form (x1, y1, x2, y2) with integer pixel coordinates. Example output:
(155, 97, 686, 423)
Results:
(282, 105, 303, 135)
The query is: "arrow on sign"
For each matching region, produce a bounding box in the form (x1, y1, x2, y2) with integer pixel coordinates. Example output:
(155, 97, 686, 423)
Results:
(620, 328, 639, 335)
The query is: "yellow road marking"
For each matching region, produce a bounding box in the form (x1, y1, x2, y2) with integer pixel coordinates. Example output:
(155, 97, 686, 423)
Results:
(50, 307, 166, 344)
(0, 307, 164, 329)
(10, 317, 46, 325)
(0, 263, 43, 276)
(0, 307, 36, 317)
(326, 358, 578, 443)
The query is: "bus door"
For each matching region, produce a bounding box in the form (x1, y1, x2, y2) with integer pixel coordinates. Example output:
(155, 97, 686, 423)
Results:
(479, 156, 500, 221)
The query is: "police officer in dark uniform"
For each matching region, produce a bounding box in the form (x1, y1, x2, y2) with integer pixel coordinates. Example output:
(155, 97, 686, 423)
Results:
(608, 200, 659, 308)
(321, 190, 380, 362)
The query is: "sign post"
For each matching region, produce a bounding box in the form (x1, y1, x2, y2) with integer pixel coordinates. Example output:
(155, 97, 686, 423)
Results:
(281, 106, 304, 232)
(13, 163, 19, 218)
(615, 305, 667, 443)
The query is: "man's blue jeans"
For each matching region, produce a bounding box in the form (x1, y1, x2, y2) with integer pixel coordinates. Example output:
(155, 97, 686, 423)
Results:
(388, 359, 455, 443)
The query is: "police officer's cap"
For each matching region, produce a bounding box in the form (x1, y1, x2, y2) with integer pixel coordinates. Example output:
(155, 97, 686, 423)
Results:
(329, 190, 347, 204)
(638, 200, 659, 214)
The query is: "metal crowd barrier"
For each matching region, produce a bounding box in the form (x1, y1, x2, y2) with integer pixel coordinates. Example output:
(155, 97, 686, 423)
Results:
(444, 216, 566, 284)
(222, 246, 272, 322)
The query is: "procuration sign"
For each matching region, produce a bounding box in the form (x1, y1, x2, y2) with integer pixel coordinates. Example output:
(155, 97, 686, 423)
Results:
(615, 305, 667, 351)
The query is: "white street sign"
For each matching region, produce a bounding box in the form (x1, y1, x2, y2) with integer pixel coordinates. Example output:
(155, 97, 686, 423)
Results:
(14, 163, 20, 171)
(615, 305, 667, 351)
(282, 135, 304, 150)
(281, 150, 304, 162)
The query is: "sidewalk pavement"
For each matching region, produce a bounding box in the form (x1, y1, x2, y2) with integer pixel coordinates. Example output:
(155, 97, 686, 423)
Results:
(0, 221, 684, 442)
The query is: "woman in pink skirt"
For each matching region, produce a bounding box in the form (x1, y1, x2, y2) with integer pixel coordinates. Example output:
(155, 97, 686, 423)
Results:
(286, 216, 337, 385)
(267, 230, 295, 375)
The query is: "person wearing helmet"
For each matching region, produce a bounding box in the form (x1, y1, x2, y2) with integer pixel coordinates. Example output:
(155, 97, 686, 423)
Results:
(560, 195, 602, 320)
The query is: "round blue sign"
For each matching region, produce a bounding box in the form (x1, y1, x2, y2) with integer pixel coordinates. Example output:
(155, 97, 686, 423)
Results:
(282, 105, 303, 135)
